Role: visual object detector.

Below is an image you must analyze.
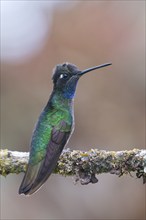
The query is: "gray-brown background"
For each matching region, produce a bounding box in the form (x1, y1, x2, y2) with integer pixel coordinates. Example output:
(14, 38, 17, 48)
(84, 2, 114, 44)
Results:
(1, 1, 145, 219)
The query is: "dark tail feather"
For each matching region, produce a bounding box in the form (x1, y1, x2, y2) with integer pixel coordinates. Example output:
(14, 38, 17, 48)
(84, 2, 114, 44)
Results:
(19, 149, 62, 195)
(18, 162, 42, 195)
(19, 130, 70, 195)
(19, 160, 55, 195)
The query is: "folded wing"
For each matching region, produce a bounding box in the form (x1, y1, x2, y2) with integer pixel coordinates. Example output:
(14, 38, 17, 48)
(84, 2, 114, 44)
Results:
(19, 121, 71, 195)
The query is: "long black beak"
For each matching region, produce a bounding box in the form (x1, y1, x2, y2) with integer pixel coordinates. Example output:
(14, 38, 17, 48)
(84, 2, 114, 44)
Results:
(79, 62, 112, 76)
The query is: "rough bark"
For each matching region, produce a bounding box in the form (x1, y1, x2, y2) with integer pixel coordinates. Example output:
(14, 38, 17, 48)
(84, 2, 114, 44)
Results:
(0, 148, 146, 184)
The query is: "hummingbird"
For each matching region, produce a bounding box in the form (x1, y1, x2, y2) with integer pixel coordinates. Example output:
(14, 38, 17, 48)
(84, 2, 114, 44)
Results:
(19, 62, 112, 195)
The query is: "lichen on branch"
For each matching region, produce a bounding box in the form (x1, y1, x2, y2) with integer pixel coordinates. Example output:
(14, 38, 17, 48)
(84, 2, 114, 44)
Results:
(0, 148, 146, 184)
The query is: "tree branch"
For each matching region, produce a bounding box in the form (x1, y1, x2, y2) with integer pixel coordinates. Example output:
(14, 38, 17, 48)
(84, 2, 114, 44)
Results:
(0, 148, 146, 184)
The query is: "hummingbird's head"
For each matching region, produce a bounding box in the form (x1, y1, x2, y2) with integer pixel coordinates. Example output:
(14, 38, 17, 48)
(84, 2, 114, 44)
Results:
(52, 63, 80, 99)
(52, 62, 112, 99)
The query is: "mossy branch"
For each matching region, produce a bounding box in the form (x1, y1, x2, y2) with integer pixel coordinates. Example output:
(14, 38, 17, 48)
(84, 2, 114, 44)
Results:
(0, 148, 146, 184)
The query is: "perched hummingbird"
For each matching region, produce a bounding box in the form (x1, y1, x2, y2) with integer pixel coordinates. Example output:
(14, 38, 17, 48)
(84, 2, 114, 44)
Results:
(19, 62, 111, 195)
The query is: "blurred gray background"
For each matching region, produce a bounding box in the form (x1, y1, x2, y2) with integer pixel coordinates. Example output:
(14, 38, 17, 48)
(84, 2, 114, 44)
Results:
(1, 1, 145, 219)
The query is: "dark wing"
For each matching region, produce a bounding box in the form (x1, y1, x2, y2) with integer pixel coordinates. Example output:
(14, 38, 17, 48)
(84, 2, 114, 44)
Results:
(19, 121, 71, 195)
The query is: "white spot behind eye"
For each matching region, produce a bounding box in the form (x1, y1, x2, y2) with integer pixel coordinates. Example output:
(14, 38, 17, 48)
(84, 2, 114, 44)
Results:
(60, 73, 68, 79)
(60, 74, 64, 79)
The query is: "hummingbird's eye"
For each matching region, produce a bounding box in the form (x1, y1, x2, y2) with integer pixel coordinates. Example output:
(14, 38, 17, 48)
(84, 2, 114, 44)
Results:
(60, 73, 68, 79)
